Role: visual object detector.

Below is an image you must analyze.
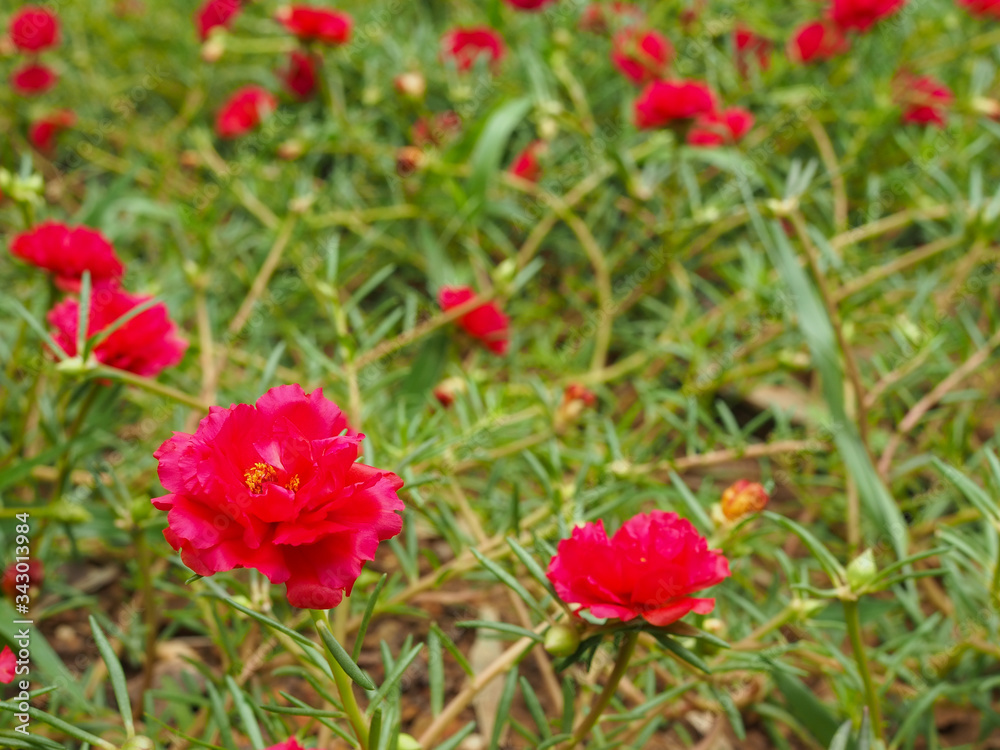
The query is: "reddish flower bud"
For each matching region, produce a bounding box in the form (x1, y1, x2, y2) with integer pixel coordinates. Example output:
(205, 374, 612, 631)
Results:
(894, 71, 952, 128)
(720, 479, 769, 520)
(29, 109, 77, 155)
(734, 25, 772, 78)
(11, 62, 58, 96)
(439, 286, 510, 356)
(0, 646, 14, 684)
(787, 21, 850, 65)
(508, 140, 545, 182)
(634, 79, 716, 130)
(832, 0, 906, 32)
(215, 86, 278, 138)
(503, 0, 557, 9)
(396, 146, 426, 176)
(441, 27, 506, 72)
(611, 28, 673, 84)
(411, 111, 462, 148)
(1, 560, 43, 599)
(278, 50, 318, 100)
(195, 0, 241, 41)
(9, 6, 59, 52)
(687, 107, 754, 147)
(275, 5, 352, 45)
(960, 0, 1000, 17)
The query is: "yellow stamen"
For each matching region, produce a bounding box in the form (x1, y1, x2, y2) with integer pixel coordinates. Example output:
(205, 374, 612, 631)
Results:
(244, 462, 277, 494)
(286, 474, 300, 492)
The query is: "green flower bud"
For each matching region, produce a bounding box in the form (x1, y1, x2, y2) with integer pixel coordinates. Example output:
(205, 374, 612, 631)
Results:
(846, 549, 878, 593)
(397, 734, 422, 750)
(544, 624, 580, 657)
(121, 737, 156, 750)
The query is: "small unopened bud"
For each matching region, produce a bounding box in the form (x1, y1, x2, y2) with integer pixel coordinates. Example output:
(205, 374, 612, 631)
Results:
(544, 624, 580, 657)
(432, 377, 466, 408)
(277, 140, 304, 160)
(394, 71, 427, 101)
(846, 549, 878, 592)
(971, 96, 1000, 119)
(201, 29, 227, 63)
(720, 480, 769, 521)
(789, 597, 826, 621)
(555, 383, 597, 433)
(121, 737, 156, 750)
(396, 146, 425, 176)
(397, 733, 422, 750)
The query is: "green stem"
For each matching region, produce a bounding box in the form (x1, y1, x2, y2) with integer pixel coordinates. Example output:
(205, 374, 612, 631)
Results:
(92, 367, 209, 411)
(52, 382, 101, 501)
(310, 610, 369, 749)
(843, 599, 883, 742)
(568, 631, 639, 748)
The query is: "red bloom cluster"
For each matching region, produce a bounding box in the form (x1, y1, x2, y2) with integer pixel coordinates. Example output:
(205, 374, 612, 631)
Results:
(30, 109, 76, 154)
(687, 107, 755, 147)
(441, 27, 506, 72)
(276, 5, 353, 45)
(960, 0, 1000, 17)
(895, 72, 953, 128)
(547, 511, 730, 626)
(790, 0, 906, 64)
(195, 0, 242, 40)
(439, 286, 510, 355)
(278, 50, 318, 100)
(734, 26, 772, 77)
(152, 385, 405, 609)
(216, 86, 278, 138)
(9, 222, 123, 290)
(0, 646, 14, 684)
(832, 0, 906, 31)
(611, 28, 673, 84)
(11, 61, 57, 96)
(503, 0, 557, 9)
(8, 7, 60, 97)
(634, 79, 716, 129)
(509, 140, 545, 182)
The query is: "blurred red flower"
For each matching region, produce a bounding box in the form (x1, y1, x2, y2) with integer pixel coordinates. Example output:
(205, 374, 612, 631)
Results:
(441, 27, 506, 72)
(279, 50, 318, 100)
(895, 72, 953, 128)
(0, 646, 14, 684)
(152, 385, 405, 609)
(687, 107, 754, 147)
(734, 25, 772, 77)
(195, 0, 242, 40)
(787, 20, 850, 64)
(276, 5, 352, 45)
(509, 140, 545, 182)
(2, 560, 44, 599)
(412, 111, 463, 147)
(9, 6, 60, 52)
(960, 0, 1000, 16)
(29, 109, 77, 154)
(579, 3, 644, 33)
(611, 28, 673, 84)
(265, 741, 305, 750)
(546, 511, 730, 626)
(11, 62, 57, 96)
(438, 286, 510, 355)
(49, 284, 187, 376)
(832, 0, 906, 31)
(215, 86, 278, 138)
(504, 0, 557, 8)
(9, 222, 123, 291)
(634, 79, 716, 130)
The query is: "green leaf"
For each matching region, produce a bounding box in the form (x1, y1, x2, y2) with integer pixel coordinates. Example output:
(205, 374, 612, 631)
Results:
(489, 667, 520, 750)
(431, 622, 475, 677)
(427, 626, 445, 716)
(353, 573, 388, 661)
(0, 702, 115, 750)
(653, 634, 711, 674)
(827, 720, 852, 750)
(763, 511, 847, 587)
(457, 620, 544, 641)
(712, 686, 746, 740)
(368, 643, 423, 706)
(519, 675, 551, 739)
(668, 470, 713, 532)
(467, 98, 533, 210)
(506, 536, 559, 599)
(315, 619, 376, 691)
(767, 662, 841, 746)
(369, 706, 383, 750)
(87, 615, 134, 737)
(435, 721, 476, 750)
(470, 547, 546, 618)
(226, 675, 266, 750)
(932, 457, 1000, 522)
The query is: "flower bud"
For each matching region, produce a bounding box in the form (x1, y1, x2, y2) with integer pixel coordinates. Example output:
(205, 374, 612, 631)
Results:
(201, 28, 227, 63)
(394, 71, 427, 101)
(433, 377, 466, 408)
(277, 140, 305, 160)
(121, 737, 156, 750)
(972, 96, 1000, 119)
(555, 383, 597, 433)
(396, 146, 425, 177)
(544, 624, 580, 657)
(397, 734, 422, 750)
(846, 549, 877, 592)
(720, 480, 769, 521)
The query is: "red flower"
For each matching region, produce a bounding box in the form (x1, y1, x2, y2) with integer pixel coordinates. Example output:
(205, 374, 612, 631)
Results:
(152, 385, 405, 609)
(787, 21, 850, 64)
(9, 222, 123, 291)
(215, 86, 278, 138)
(504, 0, 557, 9)
(279, 51, 318, 100)
(29, 109, 76, 154)
(195, 0, 242, 40)
(546, 511, 730, 626)
(411, 111, 463, 148)
(687, 107, 754, 147)
(438, 286, 510, 356)
(960, 0, 1000, 17)
(611, 28, 673, 84)
(579, 3, 644, 33)
(9, 6, 59, 52)
(734, 25, 772, 77)
(441, 27, 506, 72)
(832, 0, 906, 31)
(11, 63, 57, 96)
(634, 79, 716, 130)
(48, 284, 187, 376)
(0, 646, 15, 684)
(265, 742, 305, 750)
(720, 480, 769, 520)
(276, 5, 352, 45)
(2, 560, 43, 599)
(509, 140, 545, 182)
(895, 73, 953, 128)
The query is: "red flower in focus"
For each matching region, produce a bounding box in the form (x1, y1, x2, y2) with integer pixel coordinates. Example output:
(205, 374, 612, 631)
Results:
(734, 25, 772, 77)
(634, 79, 716, 130)
(687, 107, 754, 147)
(787, 21, 850, 64)
(0, 646, 15, 684)
(49, 284, 187, 376)
(215, 86, 278, 138)
(412, 111, 463, 148)
(895, 72, 953, 128)
(960, 0, 1000, 17)
(9, 222, 123, 291)
(196, 0, 242, 40)
(832, 0, 906, 31)
(29, 109, 76, 154)
(720, 480, 769, 520)
(2, 560, 43, 599)
(10, 6, 59, 52)
(579, 3, 644, 33)
(546, 511, 730, 626)
(276, 5, 352, 45)
(611, 28, 673, 84)
(504, 0, 557, 8)
(438, 286, 510, 355)
(11, 63, 57, 96)
(152, 385, 405, 609)
(441, 27, 506, 72)
(279, 51, 318, 100)
(509, 140, 545, 182)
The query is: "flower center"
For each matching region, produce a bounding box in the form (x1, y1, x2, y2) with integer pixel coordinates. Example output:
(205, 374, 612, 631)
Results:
(243, 462, 301, 495)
